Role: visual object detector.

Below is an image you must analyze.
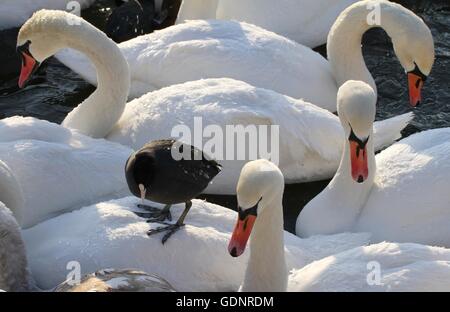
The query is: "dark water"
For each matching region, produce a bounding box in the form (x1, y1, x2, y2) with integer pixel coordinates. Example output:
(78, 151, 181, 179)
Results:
(0, 0, 448, 233)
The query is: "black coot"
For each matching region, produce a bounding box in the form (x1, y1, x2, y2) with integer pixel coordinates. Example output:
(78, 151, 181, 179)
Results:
(125, 139, 222, 243)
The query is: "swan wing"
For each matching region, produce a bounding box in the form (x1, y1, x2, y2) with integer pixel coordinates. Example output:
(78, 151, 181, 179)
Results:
(373, 112, 414, 151)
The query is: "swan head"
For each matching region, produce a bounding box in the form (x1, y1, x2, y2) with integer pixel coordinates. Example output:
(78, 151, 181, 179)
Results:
(389, 4, 435, 107)
(16, 10, 83, 88)
(228, 159, 284, 258)
(395, 30, 434, 108)
(337, 80, 376, 184)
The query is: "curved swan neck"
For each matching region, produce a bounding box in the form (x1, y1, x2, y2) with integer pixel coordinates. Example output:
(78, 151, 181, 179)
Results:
(328, 0, 418, 91)
(60, 18, 130, 138)
(241, 193, 287, 292)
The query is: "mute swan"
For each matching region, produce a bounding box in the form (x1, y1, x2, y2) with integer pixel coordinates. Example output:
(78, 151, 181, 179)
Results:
(228, 159, 288, 291)
(0, 0, 95, 31)
(296, 80, 450, 247)
(0, 175, 175, 292)
(232, 160, 450, 292)
(0, 116, 132, 229)
(125, 139, 221, 243)
(55, 0, 434, 110)
(176, 0, 358, 48)
(23, 196, 372, 291)
(16, 10, 413, 195)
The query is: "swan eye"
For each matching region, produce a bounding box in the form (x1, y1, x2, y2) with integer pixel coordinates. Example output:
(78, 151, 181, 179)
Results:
(348, 127, 369, 150)
(237, 198, 262, 220)
(17, 40, 32, 56)
(409, 63, 427, 82)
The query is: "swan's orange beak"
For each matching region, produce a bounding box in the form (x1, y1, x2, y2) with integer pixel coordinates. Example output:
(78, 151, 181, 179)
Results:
(349, 130, 369, 183)
(228, 206, 258, 258)
(407, 65, 427, 108)
(17, 42, 40, 88)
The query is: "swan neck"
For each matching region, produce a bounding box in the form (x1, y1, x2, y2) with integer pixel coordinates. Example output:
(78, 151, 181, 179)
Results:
(328, 1, 410, 91)
(60, 20, 130, 138)
(241, 194, 287, 292)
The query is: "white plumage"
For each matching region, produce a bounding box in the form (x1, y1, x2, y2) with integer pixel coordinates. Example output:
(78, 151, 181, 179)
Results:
(23, 196, 372, 291)
(289, 242, 450, 292)
(0, 116, 132, 228)
(176, 0, 359, 48)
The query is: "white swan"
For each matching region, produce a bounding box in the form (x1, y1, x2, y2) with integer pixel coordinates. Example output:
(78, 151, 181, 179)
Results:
(17, 10, 412, 194)
(229, 158, 288, 291)
(232, 160, 450, 292)
(296, 80, 450, 247)
(55, 0, 434, 110)
(0, 172, 175, 292)
(0, 0, 95, 31)
(176, 0, 358, 48)
(23, 197, 372, 291)
(0, 116, 132, 228)
(289, 242, 450, 292)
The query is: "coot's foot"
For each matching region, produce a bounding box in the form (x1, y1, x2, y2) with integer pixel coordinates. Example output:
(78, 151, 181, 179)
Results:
(146, 200, 192, 244)
(134, 204, 172, 222)
(147, 223, 185, 244)
(153, 10, 168, 25)
(137, 204, 160, 212)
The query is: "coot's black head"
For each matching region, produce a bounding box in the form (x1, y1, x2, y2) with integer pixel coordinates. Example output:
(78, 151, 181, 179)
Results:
(125, 149, 155, 199)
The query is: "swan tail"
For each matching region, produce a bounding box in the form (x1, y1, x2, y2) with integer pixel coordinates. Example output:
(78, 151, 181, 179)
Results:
(55, 48, 98, 86)
(373, 112, 414, 151)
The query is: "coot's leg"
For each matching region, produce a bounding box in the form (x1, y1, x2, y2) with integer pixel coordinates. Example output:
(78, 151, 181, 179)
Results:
(153, 0, 168, 25)
(134, 184, 172, 221)
(147, 201, 192, 244)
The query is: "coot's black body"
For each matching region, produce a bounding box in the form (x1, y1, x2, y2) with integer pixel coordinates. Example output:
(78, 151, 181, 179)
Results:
(125, 140, 221, 205)
(106, 0, 155, 43)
